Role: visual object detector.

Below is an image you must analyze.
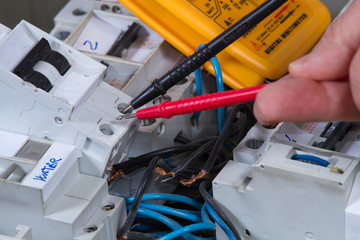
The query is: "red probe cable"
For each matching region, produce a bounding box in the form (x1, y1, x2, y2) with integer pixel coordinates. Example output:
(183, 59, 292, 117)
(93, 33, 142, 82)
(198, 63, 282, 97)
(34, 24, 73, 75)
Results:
(117, 84, 266, 120)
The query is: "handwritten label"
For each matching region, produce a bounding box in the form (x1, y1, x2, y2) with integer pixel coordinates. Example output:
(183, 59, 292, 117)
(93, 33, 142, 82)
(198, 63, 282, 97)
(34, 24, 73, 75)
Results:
(73, 15, 122, 55)
(275, 123, 314, 145)
(285, 134, 297, 143)
(83, 40, 98, 51)
(33, 158, 62, 182)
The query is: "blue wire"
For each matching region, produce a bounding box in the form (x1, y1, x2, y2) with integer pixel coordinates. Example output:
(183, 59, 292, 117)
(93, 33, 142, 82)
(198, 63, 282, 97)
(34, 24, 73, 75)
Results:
(133, 207, 193, 240)
(201, 204, 212, 223)
(132, 207, 214, 240)
(157, 223, 216, 240)
(126, 193, 203, 210)
(193, 44, 225, 133)
(205, 203, 237, 240)
(132, 202, 202, 223)
(132, 222, 154, 232)
(210, 57, 225, 133)
(291, 154, 330, 167)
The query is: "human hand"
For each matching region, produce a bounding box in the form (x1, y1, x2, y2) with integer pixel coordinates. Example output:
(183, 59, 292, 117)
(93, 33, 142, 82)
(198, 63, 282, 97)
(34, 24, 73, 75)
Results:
(254, 0, 360, 125)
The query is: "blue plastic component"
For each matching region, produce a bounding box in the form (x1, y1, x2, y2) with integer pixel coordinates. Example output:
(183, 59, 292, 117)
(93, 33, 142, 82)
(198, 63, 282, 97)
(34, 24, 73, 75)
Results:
(291, 154, 330, 167)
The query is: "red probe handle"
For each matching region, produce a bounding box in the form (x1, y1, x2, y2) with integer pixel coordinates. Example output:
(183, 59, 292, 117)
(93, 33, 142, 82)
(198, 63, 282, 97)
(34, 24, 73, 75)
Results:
(136, 84, 266, 119)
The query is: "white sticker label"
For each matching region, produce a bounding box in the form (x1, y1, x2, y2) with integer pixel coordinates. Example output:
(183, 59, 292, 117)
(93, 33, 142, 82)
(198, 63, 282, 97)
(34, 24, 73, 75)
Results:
(275, 122, 314, 145)
(22, 142, 81, 201)
(73, 15, 122, 55)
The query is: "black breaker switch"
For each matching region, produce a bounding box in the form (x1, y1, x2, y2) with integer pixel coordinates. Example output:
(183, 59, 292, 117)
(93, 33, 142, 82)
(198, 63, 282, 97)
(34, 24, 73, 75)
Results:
(13, 38, 71, 92)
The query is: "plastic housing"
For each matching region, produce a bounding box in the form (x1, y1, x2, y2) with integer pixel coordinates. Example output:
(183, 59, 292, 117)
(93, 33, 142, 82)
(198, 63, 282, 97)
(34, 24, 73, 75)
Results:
(117, 0, 330, 88)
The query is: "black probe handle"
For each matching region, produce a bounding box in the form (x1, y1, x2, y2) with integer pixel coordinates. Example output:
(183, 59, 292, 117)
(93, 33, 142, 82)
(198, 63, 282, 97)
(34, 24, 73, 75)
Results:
(130, 0, 287, 110)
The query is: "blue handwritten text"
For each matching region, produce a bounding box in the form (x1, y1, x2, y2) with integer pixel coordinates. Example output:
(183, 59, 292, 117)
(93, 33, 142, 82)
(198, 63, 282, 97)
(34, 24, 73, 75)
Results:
(83, 40, 98, 50)
(33, 158, 63, 182)
(285, 134, 297, 143)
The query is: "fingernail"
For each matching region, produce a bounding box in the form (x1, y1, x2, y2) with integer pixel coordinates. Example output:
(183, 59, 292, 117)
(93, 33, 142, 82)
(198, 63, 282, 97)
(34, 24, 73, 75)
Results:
(289, 56, 307, 73)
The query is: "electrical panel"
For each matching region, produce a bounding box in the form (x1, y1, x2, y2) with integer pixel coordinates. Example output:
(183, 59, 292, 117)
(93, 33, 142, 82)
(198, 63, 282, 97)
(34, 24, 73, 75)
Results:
(0, 0, 358, 240)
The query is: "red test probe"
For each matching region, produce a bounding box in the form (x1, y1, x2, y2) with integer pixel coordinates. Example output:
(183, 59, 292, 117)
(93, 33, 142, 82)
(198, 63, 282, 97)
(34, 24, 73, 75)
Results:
(117, 84, 266, 120)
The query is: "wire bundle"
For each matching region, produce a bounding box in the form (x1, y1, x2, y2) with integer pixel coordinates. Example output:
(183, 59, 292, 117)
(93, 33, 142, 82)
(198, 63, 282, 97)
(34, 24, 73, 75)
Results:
(180, 104, 253, 186)
(115, 104, 255, 239)
(114, 49, 255, 238)
(125, 193, 215, 240)
(200, 179, 242, 240)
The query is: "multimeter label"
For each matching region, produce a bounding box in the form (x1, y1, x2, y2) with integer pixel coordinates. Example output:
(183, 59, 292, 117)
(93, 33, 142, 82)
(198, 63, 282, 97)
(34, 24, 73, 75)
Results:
(187, 0, 313, 58)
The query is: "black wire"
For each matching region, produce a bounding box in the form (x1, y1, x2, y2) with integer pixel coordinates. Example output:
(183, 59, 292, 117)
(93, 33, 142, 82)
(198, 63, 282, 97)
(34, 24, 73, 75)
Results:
(113, 144, 201, 174)
(171, 138, 217, 178)
(199, 178, 242, 240)
(174, 134, 192, 144)
(203, 105, 245, 172)
(165, 104, 254, 181)
(113, 136, 218, 174)
(126, 232, 160, 240)
(117, 157, 159, 238)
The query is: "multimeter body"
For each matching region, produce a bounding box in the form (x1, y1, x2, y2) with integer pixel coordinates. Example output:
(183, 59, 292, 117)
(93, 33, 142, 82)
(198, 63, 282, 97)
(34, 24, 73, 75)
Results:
(118, 0, 331, 88)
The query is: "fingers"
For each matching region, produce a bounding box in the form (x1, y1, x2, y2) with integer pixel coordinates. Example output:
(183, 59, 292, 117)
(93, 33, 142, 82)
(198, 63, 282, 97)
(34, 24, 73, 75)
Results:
(254, 1, 360, 124)
(289, 0, 360, 81)
(350, 46, 360, 110)
(253, 76, 360, 125)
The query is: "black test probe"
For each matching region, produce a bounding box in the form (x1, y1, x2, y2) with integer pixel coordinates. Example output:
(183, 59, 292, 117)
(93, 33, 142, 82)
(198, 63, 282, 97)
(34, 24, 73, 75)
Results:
(122, 0, 288, 114)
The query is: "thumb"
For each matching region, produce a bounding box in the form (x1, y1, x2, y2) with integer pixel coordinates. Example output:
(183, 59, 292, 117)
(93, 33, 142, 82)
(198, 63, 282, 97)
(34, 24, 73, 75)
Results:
(289, 0, 360, 80)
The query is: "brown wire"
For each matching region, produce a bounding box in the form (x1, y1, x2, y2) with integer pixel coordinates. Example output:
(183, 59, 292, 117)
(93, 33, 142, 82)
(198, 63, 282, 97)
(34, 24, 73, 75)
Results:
(180, 170, 208, 187)
(155, 166, 174, 180)
(107, 165, 124, 185)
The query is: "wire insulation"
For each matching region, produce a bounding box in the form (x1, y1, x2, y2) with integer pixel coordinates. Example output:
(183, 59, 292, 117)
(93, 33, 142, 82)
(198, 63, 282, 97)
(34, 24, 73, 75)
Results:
(133, 208, 214, 240)
(157, 223, 216, 240)
(117, 157, 159, 238)
(171, 138, 217, 178)
(211, 56, 225, 133)
(126, 193, 203, 210)
(206, 203, 237, 240)
(135, 202, 202, 223)
(199, 179, 242, 240)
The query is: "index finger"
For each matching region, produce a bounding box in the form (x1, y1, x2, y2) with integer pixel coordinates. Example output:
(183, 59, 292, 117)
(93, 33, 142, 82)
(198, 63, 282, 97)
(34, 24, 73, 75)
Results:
(289, 0, 360, 81)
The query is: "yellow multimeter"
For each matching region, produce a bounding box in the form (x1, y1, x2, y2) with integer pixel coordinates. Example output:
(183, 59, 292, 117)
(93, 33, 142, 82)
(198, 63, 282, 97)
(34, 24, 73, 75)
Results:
(118, 0, 330, 89)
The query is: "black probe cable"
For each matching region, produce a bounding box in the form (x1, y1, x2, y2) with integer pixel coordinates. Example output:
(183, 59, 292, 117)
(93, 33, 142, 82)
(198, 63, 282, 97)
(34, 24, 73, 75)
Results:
(122, 0, 287, 113)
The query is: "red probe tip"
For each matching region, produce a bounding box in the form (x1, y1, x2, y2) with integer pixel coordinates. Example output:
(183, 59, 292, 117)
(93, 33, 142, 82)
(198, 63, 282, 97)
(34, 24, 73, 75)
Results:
(116, 113, 137, 120)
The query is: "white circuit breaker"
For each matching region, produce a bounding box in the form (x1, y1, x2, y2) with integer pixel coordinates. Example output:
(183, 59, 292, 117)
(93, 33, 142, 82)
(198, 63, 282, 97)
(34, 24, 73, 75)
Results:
(214, 121, 360, 240)
(0, 130, 126, 240)
(0, 20, 138, 177)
